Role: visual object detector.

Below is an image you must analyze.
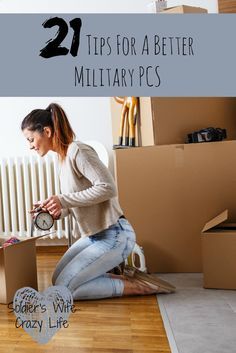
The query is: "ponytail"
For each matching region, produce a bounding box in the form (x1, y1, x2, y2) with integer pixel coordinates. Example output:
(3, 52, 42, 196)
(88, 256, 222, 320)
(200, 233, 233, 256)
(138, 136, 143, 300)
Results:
(46, 103, 75, 160)
(21, 103, 75, 161)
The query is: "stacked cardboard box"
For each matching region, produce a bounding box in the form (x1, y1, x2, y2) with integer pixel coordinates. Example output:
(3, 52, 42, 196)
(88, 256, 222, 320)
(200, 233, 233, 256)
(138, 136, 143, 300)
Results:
(110, 5, 236, 283)
(111, 97, 236, 274)
(113, 142, 236, 273)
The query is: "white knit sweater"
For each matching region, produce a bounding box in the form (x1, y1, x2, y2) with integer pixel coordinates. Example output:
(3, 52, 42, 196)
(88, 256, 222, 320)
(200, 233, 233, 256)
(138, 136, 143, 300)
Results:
(58, 141, 123, 237)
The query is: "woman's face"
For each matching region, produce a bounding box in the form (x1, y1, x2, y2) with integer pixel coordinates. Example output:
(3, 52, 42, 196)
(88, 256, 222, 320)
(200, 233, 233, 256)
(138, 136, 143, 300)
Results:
(23, 127, 53, 157)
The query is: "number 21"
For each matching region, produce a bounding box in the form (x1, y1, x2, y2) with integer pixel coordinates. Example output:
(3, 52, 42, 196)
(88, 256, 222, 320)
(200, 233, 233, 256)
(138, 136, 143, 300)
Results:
(40, 17, 82, 58)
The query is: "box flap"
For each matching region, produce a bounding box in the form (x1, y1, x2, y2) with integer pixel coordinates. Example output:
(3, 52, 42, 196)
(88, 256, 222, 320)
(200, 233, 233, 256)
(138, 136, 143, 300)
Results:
(0, 233, 52, 250)
(17, 233, 52, 244)
(202, 210, 228, 233)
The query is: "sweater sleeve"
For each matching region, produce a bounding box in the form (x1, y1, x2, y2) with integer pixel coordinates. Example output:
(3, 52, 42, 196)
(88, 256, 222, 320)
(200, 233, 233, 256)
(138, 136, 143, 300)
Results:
(58, 146, 117, 208)
(59, 208, 69, 219)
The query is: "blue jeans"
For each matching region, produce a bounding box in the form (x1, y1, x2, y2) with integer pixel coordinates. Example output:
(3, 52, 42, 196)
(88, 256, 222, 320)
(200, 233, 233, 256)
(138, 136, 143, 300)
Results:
(52, 218, 136, 300)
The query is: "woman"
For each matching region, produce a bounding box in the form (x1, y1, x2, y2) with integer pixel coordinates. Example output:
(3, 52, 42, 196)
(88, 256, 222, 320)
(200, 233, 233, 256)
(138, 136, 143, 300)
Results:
(21, 103, 172, 300)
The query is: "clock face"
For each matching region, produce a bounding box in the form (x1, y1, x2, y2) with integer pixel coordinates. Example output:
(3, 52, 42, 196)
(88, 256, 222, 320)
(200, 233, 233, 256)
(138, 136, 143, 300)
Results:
(34, 211, 54, 231)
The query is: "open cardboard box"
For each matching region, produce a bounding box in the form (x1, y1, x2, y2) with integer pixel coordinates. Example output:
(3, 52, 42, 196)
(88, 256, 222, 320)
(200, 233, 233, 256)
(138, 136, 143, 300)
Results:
(201, 210, 236, 290)
(0, 235, 47, 304)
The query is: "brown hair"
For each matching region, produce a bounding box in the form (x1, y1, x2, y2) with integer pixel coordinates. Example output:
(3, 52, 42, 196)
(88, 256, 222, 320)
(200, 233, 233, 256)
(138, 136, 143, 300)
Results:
(21, 103, 75, 160)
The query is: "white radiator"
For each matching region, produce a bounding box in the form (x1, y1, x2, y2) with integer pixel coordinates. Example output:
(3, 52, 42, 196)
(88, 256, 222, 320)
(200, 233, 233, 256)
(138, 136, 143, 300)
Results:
(0, 154, 71, 239)
(0, 141, 109, 241)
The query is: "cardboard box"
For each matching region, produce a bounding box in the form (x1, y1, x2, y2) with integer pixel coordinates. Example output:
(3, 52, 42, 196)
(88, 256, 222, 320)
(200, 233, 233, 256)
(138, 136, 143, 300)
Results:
(161, 5, 207, 14)
(218, 0, 236, 13)
(114, 141, 236, 272)
(140, 97, 236, 146)
(0, 235, 45, 304)
(111, 98, 236, 147)
(201, 210, 236, 289)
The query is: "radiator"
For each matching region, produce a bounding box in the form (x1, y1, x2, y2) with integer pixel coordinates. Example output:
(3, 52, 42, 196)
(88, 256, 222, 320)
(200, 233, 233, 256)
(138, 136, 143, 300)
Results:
(0, 154, 72, 239)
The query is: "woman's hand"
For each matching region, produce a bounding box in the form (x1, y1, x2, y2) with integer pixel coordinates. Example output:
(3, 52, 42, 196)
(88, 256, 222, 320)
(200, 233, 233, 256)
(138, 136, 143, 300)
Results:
(29, 203, 46, 218)
(30, 196, 62, 219)
(41, 196, 62, 219)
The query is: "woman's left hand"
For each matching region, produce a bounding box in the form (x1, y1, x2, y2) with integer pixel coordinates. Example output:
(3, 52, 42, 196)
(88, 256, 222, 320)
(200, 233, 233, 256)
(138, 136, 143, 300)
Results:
(41, 196, 62, 219)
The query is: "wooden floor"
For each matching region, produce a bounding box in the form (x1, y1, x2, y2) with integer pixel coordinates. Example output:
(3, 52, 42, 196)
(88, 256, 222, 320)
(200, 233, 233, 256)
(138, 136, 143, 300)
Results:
(0, 251, 171, 353)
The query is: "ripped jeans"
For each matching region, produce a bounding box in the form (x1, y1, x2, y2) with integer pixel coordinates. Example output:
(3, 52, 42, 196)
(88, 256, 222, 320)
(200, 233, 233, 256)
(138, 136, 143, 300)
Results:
(52, 217, 136, 300)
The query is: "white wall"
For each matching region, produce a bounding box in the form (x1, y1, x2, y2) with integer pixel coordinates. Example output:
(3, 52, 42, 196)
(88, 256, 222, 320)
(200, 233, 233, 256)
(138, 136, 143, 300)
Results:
(0, 0, 218, 163)
(0, 97, 113, 158)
